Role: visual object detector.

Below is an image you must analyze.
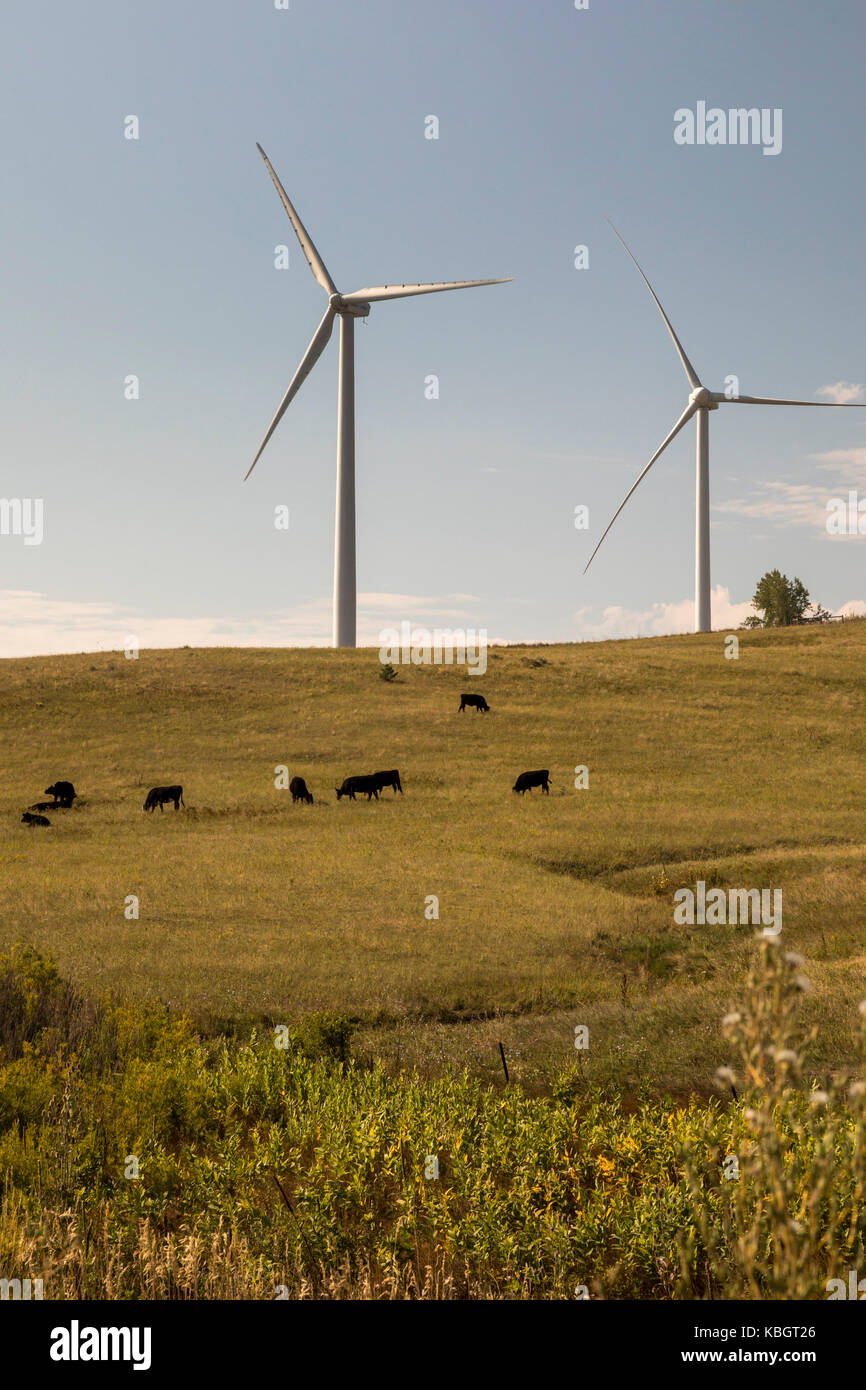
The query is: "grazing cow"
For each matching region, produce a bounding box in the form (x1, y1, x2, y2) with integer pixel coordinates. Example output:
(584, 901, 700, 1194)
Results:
(512, 769, 551, 795)
(289, 776, 314, 805)
(22, 811, 51, 826)
(45, 781, 76, 807)
(143, 784, 185, 812)
(335, 775, 380, 802)
(373, 769, 403, 795)
(459, 693, 490, 713)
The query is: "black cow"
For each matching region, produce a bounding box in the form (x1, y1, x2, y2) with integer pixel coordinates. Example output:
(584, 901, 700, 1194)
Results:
(373, 769, 403, 795)
(22, 811, 51, 826)
(144, 784, 185, 812)
(45, 781, 76, 807)
(289, 776, 314, 804)
(459, 693, 490, 713)
(335, 775, 380, 801)
(512, 769, 551, 795)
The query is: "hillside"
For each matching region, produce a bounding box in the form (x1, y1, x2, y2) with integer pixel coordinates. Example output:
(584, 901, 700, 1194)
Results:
(2, 620, 865, 1094)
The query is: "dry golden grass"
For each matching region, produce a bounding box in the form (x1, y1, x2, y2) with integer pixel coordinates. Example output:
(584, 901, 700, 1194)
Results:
(1, 619, 865, 1091)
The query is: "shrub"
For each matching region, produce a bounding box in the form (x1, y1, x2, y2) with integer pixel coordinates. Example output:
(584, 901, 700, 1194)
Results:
(292, 1012, 353, 1065)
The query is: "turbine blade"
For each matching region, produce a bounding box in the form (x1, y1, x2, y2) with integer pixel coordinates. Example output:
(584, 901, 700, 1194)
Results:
(721, 393, 866, 407)
(244, 306, 336, 481)
(256, 144, 337, 296)
(583, 403, 697, 574)
(342, 277, 512, 304)
(608, 221, 701, 389)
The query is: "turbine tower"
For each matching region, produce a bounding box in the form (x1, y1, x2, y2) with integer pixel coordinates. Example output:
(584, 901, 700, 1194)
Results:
(585, 222, 866, 632)
(245, 145, 511, 648)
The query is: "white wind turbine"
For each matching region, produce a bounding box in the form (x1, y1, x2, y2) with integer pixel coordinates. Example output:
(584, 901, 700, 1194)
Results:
(585, 222, 866, 632)
(245, 145, 511, 648)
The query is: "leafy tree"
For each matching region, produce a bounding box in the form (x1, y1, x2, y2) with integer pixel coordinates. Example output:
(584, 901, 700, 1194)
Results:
(741, 570, 832, 628)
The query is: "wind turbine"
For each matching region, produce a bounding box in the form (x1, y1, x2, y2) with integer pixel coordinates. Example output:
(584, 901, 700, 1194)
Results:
(585, 222, 866, 632)
(245, 144, 512, 648)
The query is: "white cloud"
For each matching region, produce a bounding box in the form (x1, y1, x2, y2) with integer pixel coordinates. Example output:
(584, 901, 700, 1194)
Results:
(574, 587, 866, 640)
(717, 447, 866, 531)
(817, 381, 865, 404)
(0, 590, 489, 658)
(7, 586, 863, 660)
(573, 585, 753, 640)
(715, 481, 829, 528)
(359, 592, 480, 616)
(812, 446, 866, 483)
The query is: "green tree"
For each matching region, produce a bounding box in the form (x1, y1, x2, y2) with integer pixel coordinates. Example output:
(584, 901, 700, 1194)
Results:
(741, 570, 832, 628)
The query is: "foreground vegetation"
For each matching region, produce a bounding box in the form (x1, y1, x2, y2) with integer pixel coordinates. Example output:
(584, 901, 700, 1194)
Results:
(1, 621, 866, 1092)
(1, 941, 864, 1299)
(2, 625, 864, 1296)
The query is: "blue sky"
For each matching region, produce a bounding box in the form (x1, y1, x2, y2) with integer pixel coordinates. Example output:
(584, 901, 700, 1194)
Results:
(2, 0, 865, 654)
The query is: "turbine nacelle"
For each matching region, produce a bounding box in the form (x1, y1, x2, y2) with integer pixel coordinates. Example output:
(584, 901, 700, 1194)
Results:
(688, 385, 718, 410)
(330, 293, 371, 318)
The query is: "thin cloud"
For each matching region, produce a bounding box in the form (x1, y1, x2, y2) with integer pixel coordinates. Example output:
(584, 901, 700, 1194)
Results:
(0, 590, 490, 658)
(812, 446, 866, 479)
(574, 586, 753, 640)
(817, 381, 865, 404)
(717, 449, 866, 530)
(358, 592, 482, 619)
(715, 481, 829, 528)
(574, 587, 864, 641)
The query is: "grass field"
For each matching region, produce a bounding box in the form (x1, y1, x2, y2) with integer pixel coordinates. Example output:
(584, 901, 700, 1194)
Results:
(2, 619, 866, 1096)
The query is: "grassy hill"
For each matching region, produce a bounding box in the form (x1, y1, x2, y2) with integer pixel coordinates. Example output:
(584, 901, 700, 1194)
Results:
(2, 620, 866, 1095)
